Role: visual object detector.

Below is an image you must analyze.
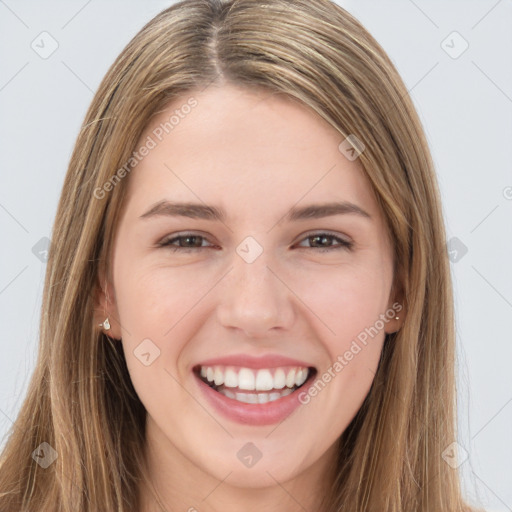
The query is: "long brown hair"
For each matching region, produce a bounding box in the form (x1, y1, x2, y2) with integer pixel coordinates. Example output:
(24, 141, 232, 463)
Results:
(0, 1, 484, 510)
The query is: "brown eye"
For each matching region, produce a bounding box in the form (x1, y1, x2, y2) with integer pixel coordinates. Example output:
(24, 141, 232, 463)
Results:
(158, 233, 213, 252)
(296, 233, 353, 252)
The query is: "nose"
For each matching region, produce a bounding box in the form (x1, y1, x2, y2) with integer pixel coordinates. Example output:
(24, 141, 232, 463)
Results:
(216, 249, 295, 338)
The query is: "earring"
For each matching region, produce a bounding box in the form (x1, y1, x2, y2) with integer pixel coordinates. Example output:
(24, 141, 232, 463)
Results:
(99, 282, 112, 332)
(395, 316, 400, 320)
(99, 318, 111, 330)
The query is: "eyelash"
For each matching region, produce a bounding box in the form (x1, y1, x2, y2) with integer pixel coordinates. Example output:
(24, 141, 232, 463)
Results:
(157, 232, 353, 253)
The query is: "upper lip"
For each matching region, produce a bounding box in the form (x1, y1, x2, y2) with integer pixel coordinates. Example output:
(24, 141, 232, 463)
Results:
(194, 354, 315, 370)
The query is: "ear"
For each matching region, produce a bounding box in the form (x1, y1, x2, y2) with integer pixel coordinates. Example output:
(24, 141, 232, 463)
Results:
(384, 276, 406, 334)
(94, 264, 123, 340)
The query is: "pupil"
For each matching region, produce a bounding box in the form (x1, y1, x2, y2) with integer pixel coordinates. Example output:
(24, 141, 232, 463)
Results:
(183, 236, 201, 247)
(312, 235, 329, 247)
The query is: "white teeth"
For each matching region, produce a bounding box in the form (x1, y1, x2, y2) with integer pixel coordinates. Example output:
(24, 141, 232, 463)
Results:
(258, 393, 269, 404)
(285, 368, 296, 387)
(273, 368, 286, 389)
(238, 368, 255, 390)
(199, 365, 310, 392)
(217, 387, 294, 403)
(235, 392, 258, 404)
(295, 368, 308, 386)
(223, 389, 235, 399)
(224, 367, 238, 387)
(255, 369, 274, 391)
(213, 367, 224, 386)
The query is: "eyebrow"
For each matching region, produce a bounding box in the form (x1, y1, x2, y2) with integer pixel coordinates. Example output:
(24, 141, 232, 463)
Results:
(139, 200, 372, 223)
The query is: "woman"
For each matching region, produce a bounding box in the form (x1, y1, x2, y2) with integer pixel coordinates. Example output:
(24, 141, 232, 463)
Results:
(0, 0, 485, 510)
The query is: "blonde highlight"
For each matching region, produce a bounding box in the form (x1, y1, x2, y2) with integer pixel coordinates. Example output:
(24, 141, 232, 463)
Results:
(0, 1, 483, 511)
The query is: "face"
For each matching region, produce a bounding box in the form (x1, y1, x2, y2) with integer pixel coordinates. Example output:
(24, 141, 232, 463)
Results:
(98, 84, 403, 498)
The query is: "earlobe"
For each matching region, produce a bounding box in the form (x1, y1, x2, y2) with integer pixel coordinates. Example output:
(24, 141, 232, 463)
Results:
(384, 277, 406, 334)
(385, 296, 406, 334)
(94, 268, 122, 340)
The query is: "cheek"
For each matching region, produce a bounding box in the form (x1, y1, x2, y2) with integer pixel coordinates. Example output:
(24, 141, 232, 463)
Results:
(114, 265, 221, 383)
(114, 270, 196, 421)
(115, 264, 205, 337)
(295, 261, 390, 423)
(292, 257, 392, 346)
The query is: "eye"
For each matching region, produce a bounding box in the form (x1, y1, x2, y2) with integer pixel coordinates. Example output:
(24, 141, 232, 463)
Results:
(157, 231, 353, 253)
(294, 232, 353, 252)
(157, 233, 216, 252)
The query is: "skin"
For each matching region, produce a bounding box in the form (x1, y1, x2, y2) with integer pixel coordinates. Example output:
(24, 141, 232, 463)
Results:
(96, 83, 405, 512)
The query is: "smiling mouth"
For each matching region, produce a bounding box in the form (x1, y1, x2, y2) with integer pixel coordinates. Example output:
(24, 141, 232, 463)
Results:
(193, 365, 317, 404)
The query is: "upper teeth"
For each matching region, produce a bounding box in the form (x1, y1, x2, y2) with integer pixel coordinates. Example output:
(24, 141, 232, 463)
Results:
(199, 366, 309, 391)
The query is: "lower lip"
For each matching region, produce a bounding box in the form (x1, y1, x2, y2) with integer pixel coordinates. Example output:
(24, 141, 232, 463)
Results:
(194, 372, 314, 426)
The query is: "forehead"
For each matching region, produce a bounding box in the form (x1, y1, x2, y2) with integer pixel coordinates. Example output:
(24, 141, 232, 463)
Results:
(124, 84, 380, 220)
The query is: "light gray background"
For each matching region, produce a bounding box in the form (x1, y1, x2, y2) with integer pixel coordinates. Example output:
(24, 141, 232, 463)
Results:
(1, 1, 511, 510)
